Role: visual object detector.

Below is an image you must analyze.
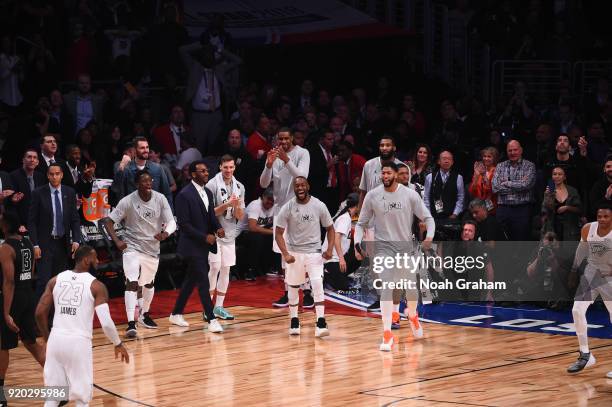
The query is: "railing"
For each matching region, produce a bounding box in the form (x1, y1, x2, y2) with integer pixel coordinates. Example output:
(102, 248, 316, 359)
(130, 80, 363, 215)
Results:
(490, 60, 571, 102)
(573, 60, 612, 96)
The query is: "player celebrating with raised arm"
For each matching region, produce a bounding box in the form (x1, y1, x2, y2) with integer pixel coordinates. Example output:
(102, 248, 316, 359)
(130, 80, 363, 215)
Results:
(354, 162, 435, 351)
(275, 177, 335, 337)
(206, 154, 245, 320)
(102, 169, 176, 338)
(567, 202, 612, 378)
(35, 245, 129, 407)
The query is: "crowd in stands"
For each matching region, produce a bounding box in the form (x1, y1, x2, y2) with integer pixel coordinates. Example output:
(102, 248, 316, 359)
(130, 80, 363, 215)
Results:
(0, 1, 611, 302)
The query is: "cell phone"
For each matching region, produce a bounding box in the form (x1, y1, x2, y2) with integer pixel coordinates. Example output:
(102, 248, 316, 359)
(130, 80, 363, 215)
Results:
(547, 179, 556, 193)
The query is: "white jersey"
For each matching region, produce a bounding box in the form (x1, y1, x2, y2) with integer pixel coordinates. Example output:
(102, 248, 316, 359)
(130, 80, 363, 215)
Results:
(51, 270, 97, 340)
(586, 222, 612, 269)
(260, 145, 310, 213)
(206, 172, 246, 243)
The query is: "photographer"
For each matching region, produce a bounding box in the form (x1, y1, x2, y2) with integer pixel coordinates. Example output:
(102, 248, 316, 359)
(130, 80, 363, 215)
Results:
(524, 232, 575, 308)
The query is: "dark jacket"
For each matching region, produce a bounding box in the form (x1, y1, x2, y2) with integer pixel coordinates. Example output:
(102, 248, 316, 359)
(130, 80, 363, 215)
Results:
(60, 161, 94, 198)
(28, 184, 82, 248)
(9, 169, 46, 226)
(175, 182, 222, 258)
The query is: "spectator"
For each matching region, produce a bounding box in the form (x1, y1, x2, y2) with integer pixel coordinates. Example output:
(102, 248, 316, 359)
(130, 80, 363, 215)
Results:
(588, 156, 612, 219)
(296, 79, 314, 112)
(61, 144, 94, 199)
(180, 40, 241, 155)
(0, 35, 23, 110)
(424, 150, 465, 221)
(557, 102, 577, 134)
(274, 99, 292, 128)
(336, 140, 366, 202)
(9, 149, 45, 231)
(112, 136, 172, 208)
(492, 140, 536, 241)
(308, 129, 340, 214)
(153, 105, 192, 168)
(75, 127, 96, 165)
(317, 89, 332, 116)
(292, 130, 306, 147)
(525, 123, 555, 168)
(242, 187, 275, 280)
(37, 134, 63, 175)
(38, 90, 74, 143)
(468, 147, 499, 214)
(149, 145, 177, 194)
(406, 143, 433, 196)
(28, 163, 81, 297)
(541, 166, 582, 241)
(400, 93, 426, 140)
(469, 199, 507, 242)
(64, 21, 94, 81)
(63, 73, 105, 134)
(586, 120, 611, 165)
(361, 103, 392, 156)
(246, 115, 273, 160)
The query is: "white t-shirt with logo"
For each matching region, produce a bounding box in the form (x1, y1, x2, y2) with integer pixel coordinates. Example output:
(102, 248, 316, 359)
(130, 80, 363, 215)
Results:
(321, 212, 352, 263)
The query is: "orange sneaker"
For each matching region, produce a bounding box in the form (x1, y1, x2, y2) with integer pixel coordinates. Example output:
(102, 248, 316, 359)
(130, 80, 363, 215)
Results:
(392, 311, 401, 329)
(409, 313, 423, 339)
(379, 330, 394, 351)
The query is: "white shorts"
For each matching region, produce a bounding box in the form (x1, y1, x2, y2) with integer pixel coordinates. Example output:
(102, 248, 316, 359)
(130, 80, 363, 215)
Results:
(44, 333, 92, 405)
(123, 251, 160, 285)
(285, 252, 324, 286)
(208, 241, 236, 268)
(574, 265, 612, 302)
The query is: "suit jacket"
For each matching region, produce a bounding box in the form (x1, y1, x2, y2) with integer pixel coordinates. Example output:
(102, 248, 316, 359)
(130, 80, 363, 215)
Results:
(60, 161, 93, 198)
(37, 156, 65, 176)
(180, 43, 242, 105)
(9, 168, 46, 226)
(62, 92, 105, 129)
(307, 144, 337, 198)
(153, 124, 192, 156)
(0, 170, 14, 212)
(28, 184, 82, 249)
(175, 182, 221, 258)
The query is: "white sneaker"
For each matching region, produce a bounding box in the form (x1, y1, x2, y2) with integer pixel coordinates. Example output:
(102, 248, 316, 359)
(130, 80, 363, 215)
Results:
(607, 371, 612, 379)
(315, 317, 329, 338)
(169, 314, 189, 327)
(379, 331, 394, 351)
(208, 318, 224, 333)
(409, 314, 424, 339)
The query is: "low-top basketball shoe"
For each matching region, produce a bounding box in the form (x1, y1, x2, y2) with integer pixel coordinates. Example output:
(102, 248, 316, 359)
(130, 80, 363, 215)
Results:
(139, 312, 158, 329)
(125, 321, 137, 338)
(302, 290, 315, 309)
(315, 317, 329, 338)
(208, 319, 224, 333)
(409, 313, 423, 339)
(214, 306, 235, 320)
(391, 311, 401, 330)
(607, 371, 612, 379)
(273, 292, 289, 307)
(379, 330, 394, 351)
(169, 314, 189, 327)
(289, 317, 301, 335)
(567, 352, 596, 373)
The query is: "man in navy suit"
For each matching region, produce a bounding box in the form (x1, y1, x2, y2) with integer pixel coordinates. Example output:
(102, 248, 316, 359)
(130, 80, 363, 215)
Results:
(9, 149, 47, 231)
(169, 160, 226, 332)
(28, 163, 82, 297)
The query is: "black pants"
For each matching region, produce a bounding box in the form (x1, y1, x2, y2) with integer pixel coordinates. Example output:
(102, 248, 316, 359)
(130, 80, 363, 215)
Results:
(172, 256, 215, 321)
(36, 238, 69, 298)
(244, 232, 274, 274)
(324, 250, 359, 291)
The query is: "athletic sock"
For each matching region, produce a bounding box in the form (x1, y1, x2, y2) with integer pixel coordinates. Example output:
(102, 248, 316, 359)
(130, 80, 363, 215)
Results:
(216, 294, 225, 308)
(125, 291, 137, 322)
(405, 300, 417, 319)
(315, 305, 324, 319)
(393, 303, 400, 313)
(288, 286, 299, 318)
(380, 300, 393, 332)
(573, 301, 590, 353)
(142, 286, 155, 314)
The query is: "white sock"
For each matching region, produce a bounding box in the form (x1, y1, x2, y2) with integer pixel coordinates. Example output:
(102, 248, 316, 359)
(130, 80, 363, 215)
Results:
(216, 294, 225, 308)
(393, 303, 400, 313)
(138, 297, 143, 312)
(142, 286, 155, 313)
(381, 300, 393, 332)
(405, 301, 418, 319)
(572, 301, 590, 353)
(125, 291, 137, 322)
(311, 278, 325, 319)
(288, 286, 299, 318)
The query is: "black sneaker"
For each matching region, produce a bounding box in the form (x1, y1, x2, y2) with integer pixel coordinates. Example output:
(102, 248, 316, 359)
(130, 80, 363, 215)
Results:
(367, 300, 381, 312)
(273, 291, 289, 307)
(125, 321, 137, 338)
(315, 317, 329, 337)
(289, 317, 300, 335)
(567, 351, 596, 373)
(303, 290, 315, 309)
(138, 312, 158, 329)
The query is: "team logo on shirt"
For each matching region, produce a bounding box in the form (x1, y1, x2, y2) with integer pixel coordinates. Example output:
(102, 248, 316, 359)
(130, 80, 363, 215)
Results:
(590, 241, 611, 257)
(301, 214, 314, 222)
(384, 201, 403, 213)
(137, 205, 157, 220)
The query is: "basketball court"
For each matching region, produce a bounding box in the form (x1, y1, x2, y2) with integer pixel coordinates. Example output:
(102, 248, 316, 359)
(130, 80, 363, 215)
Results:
(6, 279, 612, 406)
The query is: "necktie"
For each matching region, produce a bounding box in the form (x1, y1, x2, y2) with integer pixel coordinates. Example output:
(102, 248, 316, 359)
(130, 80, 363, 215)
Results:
(72, 168, 78, 183)
(49, 158, 55, 164)
(326, 151, 337, 188)
(27, 176, 34, 192)
(54, 190, 64, 237)
(210, 71, 216, 111)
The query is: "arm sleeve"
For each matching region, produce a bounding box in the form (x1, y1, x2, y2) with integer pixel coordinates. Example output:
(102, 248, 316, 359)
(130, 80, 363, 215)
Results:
(335, 215, 352, 236)
(505, 162, 536, 191)
(491, 163, 508, 193)
(95, 303, 121, 346)
(285, 149, 309, 178)
(260, 166, 272, 188)
(354, 194, 373, 244)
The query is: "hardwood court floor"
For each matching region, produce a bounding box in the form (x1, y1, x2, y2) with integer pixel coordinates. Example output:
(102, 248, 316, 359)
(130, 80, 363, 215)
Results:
(6, 305, 612, 406)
